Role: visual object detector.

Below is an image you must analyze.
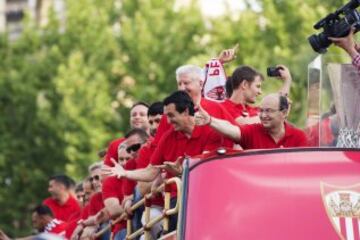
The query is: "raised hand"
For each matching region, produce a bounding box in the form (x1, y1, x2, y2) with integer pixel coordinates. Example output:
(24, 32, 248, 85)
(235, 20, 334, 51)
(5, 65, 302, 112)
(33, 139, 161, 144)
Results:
(329, 28, 358, 58)
(218, 44, 239, 63)
(101, 158, 126, 178)
(194, 106, 211, 126)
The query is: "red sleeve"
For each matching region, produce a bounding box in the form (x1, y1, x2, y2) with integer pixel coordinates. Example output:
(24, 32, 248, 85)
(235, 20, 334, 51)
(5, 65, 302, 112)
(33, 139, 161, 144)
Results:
(203, 127, 224, 152)
(88, 193, 104, 216)
(150, 130, 172, 166)
(104, 138, 125, 167)
(238, 124, 254, 149)
(152, 115, 172, 146)
(102, 177, 121, 200)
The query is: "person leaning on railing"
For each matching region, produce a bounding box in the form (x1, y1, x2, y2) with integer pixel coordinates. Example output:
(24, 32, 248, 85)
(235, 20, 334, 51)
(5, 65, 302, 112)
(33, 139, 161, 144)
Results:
(329, 27, 360, 73)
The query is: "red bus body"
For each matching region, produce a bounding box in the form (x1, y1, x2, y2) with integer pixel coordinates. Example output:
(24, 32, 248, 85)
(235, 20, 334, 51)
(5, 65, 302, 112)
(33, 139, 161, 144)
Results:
(178, 148, 360, 240)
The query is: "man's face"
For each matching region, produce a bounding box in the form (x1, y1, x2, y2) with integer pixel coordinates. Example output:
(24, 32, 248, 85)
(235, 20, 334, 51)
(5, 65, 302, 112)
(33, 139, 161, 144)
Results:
(75, 189, 85, 207)
(259, 96, 285, 130)
(118, 146, 132, 166)
(130, 105, 149, 130)
(177, 74, 202, 101)
(164, 103, 188, 132)
(48, 180, 64, 200)
(83, 181, 93, 205)
(32, 212, 45, 232)
(148, 114, 162, 137)
(243, 76, 262, 104)
(125, 134, 144, 159)
(89, 168, 102, 193)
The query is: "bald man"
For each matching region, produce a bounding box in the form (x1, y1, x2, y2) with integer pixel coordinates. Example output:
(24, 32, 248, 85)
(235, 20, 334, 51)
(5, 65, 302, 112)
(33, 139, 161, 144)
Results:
(195, 93, 308, 149)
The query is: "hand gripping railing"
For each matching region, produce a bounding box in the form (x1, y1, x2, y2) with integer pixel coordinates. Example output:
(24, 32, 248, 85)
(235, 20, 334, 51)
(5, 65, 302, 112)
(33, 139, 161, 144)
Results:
(94, 177, 182, 240)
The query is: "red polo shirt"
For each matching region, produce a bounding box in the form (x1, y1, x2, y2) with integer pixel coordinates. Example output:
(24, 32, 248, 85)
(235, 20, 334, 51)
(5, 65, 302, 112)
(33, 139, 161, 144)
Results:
(238, 122, 308, 150)
(152, 98, 235, 148)
(88, 192, 104, 216)
(122, 159, 137, 196)
(102, 176, 127, 234)
(104, 137, 126, 167)
(43, 196, 81, 222)
(150, 125, 223, 197)
(221, 99, 259, 119)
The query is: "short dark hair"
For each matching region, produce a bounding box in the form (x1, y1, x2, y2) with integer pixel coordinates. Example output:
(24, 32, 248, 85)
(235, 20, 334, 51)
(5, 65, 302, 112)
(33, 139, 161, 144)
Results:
(230, 65, 264, 90)
(131, 101, 149, 111)
(75, 182, 83, 193)
(148, 101, 164, 117)
(33, 205, 53, 217)
(279, 95, 289, 111)
(125, 128, 149, 143)
(163, 91, 195, 116)
(49, 174, 74, 189)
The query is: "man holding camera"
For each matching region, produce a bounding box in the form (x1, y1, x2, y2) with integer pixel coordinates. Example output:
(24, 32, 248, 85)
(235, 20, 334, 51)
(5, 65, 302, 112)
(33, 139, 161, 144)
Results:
(222, 64, 292, 125)
(329, 28, 360, 72)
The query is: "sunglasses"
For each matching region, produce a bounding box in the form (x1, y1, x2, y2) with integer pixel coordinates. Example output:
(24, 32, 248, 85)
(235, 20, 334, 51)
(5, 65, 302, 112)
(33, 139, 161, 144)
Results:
(89, 175, 100, 182)
(126, 143, 142, 153)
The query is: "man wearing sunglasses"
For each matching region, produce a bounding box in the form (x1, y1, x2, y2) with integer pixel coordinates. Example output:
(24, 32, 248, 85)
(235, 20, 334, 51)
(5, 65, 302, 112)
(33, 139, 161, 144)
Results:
(195, 93, 308, 149)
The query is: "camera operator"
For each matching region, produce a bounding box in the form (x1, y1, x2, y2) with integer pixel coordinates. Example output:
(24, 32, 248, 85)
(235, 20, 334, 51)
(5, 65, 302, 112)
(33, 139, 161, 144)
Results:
(329, 28, 360, 72)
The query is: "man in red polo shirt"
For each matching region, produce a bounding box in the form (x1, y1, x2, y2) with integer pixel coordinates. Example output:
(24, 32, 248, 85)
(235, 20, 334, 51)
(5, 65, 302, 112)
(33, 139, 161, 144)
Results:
(43, 175, 81, 222)
(196, 93, 308, 149)
(223, 64, 292, 125)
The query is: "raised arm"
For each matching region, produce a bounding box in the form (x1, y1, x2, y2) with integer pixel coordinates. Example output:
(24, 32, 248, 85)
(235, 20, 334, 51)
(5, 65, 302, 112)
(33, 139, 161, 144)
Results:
(195, 107, 241, 141)
(102, 158, 160, 182)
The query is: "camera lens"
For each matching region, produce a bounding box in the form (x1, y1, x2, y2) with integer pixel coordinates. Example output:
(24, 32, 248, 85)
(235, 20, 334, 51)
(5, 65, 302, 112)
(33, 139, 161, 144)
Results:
(308, 33, 331, 53)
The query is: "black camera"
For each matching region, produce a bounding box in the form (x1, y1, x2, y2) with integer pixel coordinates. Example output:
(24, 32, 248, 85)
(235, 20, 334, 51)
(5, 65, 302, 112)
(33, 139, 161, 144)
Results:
(267, 66, 283, 77)
(308, 0, 360, 53)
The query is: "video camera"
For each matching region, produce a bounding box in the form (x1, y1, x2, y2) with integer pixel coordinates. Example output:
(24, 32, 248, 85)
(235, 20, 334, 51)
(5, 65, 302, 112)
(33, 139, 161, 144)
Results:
(308, 0, 360, 53)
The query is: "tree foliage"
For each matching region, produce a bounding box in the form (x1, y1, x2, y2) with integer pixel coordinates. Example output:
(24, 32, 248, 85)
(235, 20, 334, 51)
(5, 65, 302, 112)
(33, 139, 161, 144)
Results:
(0, 0, 356, 235)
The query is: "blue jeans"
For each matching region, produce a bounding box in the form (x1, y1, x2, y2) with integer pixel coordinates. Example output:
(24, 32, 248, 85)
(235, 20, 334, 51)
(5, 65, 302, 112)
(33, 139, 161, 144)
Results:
(99, 222, 111, 240)
(132, 187, 145, 238)
(114, 229, 127, 240)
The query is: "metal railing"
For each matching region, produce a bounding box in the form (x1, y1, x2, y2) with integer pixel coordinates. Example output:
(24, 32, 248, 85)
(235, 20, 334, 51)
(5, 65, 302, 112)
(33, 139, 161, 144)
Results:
(95, 177, 182, 240)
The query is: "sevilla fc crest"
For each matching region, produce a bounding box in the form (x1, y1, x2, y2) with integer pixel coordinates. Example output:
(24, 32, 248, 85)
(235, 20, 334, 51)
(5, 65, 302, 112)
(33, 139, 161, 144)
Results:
(321, 182, 360, 240)
(206, 86, 225, 101)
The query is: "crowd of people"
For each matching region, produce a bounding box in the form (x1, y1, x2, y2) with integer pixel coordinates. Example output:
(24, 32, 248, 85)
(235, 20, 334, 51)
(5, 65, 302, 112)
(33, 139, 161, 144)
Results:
(1, 30, 359, 240)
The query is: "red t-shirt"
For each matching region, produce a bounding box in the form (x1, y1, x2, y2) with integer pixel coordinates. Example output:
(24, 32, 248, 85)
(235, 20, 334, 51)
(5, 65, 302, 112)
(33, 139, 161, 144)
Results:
(221, 99, 259, 119)
(88, 192, 104, 216)
(44, 219, 67, 235)
(104, 137, 126, 167)
(150, 125, 223, 197)
(152, 98, 235, 148)
(238, 122, 308, 149)
(102, 176, 127, 233)
(43, 196, 81, 222)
